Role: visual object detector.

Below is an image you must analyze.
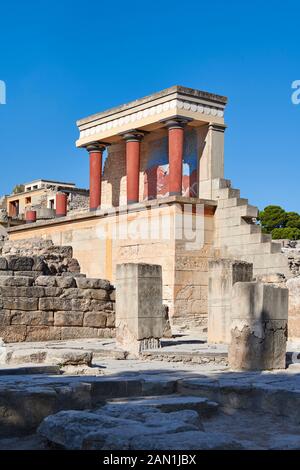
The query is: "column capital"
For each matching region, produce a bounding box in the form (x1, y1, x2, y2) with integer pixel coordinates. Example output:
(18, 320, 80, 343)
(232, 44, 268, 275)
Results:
(86, 142, 108, 153)
(162, 116, 192, 130)
(208, 123, 227, 133)
(122, 130, 144, 142)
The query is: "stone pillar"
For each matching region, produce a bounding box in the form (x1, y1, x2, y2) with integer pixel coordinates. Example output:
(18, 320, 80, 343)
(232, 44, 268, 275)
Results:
(87, 143, 105, 211)
(198, 123, 226, 199)
(56, 192, 68, 217)
(116, 263, 164, 355)
(165, 119, 185, 196)
(25, 210, 37, 223)
(123, 132, 143, 204)
(229, 281, 288, 371)
(208, 259, 253, 344)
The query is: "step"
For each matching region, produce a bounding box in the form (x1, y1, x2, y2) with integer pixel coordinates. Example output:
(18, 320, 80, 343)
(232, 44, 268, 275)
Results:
(224, 242, 280, 256)
(176, 375, 300, 423)
(217, 197, 249, 209)
(215, 204, 258, 221)
(107, 395, 219, 418)
(217, 232, 272, 247)
(215, 224, 262, 238)
(212, 178, 232, 190)
(0, 364, 60, 376)
(213, 188, 241, 200)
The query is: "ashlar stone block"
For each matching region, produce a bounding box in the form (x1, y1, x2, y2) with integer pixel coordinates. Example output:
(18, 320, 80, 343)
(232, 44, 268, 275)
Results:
(116, 263, 164, 355)
(208, 259, 253, 344)
(228, 281, 288, 371)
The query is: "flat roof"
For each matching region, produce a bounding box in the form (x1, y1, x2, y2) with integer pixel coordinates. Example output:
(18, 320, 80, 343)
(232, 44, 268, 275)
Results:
(77, 85, 228, 126)
(24, 179, 75, 187)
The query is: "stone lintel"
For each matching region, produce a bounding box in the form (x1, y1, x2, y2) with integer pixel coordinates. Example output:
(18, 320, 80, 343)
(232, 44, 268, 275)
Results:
(76, 85, 227, 147)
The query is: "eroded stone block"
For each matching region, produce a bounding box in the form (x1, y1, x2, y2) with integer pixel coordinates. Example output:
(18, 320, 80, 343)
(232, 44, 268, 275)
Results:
(228, 282, 288, 371)
(116, 263, 164, 355)
(208, 259, 253, 344)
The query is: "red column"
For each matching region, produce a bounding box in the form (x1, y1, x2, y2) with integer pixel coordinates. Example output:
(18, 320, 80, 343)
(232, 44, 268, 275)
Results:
(166, 120, 185, 196)
(26, 210, 37, 223)
(56, 192, 68, 217)
(123, 132, 143, 204)
(87, 144, 105, 211)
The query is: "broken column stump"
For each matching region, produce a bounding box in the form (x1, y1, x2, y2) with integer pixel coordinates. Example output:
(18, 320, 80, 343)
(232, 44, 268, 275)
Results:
(208, 259, 253, 344)
(116, 263, 164, 355)
(229, 281, 288, 371)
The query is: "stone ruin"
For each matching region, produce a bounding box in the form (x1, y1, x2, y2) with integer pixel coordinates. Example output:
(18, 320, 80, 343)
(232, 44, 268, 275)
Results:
(0, 238, 115, 343)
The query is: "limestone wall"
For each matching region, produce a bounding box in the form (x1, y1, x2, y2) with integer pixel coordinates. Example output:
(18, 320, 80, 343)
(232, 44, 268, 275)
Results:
(0, 242, 115, 343)
(0, 274, 115, 343)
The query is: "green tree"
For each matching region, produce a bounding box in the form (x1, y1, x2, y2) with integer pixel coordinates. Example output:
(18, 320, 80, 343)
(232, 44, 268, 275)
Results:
(258, 205, 287, 234)
(286, 212, 300, 229)
(272, 227, 300, 240)
(12, 184, 25, 194)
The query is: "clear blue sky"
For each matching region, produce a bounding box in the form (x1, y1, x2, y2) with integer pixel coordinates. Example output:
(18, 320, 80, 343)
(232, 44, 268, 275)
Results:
(0, 0, 299, 211)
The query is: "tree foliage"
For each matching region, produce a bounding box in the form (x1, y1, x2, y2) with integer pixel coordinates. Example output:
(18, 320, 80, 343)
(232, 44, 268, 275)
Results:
(258, 205, 300, 240)
(12, 184, 25, 194)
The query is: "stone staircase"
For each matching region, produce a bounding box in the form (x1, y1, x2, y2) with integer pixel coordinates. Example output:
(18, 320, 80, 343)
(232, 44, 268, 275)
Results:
(211, 178, 291, 278)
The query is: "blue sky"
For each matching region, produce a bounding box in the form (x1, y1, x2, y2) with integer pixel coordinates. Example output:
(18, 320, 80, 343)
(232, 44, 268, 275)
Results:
(0, 0, 299, 211)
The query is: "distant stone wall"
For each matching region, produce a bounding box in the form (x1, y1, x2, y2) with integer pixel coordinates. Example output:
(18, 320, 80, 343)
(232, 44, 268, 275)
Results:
(280, 240, 300, 277)
(0, 239, 81, 275)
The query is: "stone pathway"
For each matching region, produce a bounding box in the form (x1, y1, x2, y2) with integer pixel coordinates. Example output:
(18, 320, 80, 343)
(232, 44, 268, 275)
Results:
(1, 334, 300, 449)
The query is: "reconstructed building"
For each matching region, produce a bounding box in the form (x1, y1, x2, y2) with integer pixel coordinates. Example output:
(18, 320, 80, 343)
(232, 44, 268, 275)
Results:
(5, 179, 89, 222)
(7, 86, 290, 329)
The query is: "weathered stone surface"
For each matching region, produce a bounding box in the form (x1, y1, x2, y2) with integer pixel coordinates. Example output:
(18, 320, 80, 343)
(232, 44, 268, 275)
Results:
(0, 276, 34, 287)
(39, 298, 72, 311)
(14, 271, 40, 278)
(83, 312, 107, 328)
(228, 282, 288, 371)
(0, 310, 11, 326)
(6, 256, 34, 271)
(37, 406, 201, 450)
(90, 300, 114, 311)
(25, 326, 61, 342)
(116, 263, 164, 355)
(35, 276, 57, 287)
(43, 287, 63, 297)
(0, 325, 27, 342)
(54, 311, 84, 327)
(32, 256, 48, 273)
(131, 431, 243, 450)
(10, 311, 54, 326)
(0, 258, 8, 270)
(0, 286, 45, 298)
(60, 327, 100, 340)
(76, 277, 111, 290)
(56, 277, 76, 289)
(2, 297, 38, 311)
(286, 277, 300, 341)
(208, 259, 253, 344)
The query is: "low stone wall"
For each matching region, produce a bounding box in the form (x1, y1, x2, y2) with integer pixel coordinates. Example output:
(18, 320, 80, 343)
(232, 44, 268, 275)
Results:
(0, 274, 115, 343)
